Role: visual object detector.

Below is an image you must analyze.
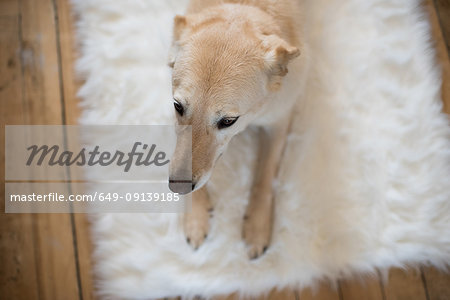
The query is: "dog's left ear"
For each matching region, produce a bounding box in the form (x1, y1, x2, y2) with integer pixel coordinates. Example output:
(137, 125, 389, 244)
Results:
(168, 15, 189, 68)
(262, 35, 300, 90)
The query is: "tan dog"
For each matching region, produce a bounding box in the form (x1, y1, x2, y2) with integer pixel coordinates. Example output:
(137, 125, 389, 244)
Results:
(168, 0, 307, 259)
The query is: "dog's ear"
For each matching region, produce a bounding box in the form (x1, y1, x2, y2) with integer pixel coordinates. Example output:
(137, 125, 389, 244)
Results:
(262, 35, 300, 90)
(168, 15, 188, 68)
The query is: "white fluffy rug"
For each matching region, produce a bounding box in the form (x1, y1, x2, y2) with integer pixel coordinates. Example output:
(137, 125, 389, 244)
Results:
(72, 0, 450, 299)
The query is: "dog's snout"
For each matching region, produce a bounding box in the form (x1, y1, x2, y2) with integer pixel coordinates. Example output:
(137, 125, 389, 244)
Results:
(168, 179, 194, 195)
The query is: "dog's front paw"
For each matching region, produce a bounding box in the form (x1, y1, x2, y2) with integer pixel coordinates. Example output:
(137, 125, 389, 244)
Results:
(184, 195, 212, 250)
(184, 212, 209, 250)
(242, 212, 272, 259)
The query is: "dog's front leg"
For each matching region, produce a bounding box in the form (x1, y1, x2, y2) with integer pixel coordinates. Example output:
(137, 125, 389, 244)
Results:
(243, 120, 290, 259)
(184, 186, 212, 250)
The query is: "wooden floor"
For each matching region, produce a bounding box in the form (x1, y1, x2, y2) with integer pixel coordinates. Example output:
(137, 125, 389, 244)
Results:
(0, 0, 449, 299)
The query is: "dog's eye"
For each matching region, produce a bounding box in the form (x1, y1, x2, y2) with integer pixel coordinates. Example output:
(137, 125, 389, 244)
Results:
(218, 117, 239, 129)
(173, 100, 184, 116)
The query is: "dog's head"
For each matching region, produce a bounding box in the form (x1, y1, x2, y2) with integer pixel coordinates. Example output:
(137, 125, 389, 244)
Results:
(168, 5, 300, 194)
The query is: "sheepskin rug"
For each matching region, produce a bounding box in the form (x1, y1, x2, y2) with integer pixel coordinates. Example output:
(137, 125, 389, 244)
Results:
(72, 0, 450, 299)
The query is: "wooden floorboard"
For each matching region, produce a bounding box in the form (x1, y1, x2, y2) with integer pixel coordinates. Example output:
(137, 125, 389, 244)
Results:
(422, 266, 450, 300)
(20, 0, 80, 297)
(340, 274, 384, 300)
(53, 0, 95, 299)
(433, 0, 450, 58)
(383, 268, 428, 300)
(0, 0, 449, 299)
(298, 282, 341, 300)
(0, 7, 41, 300)
(0, 0, 80, 299)
(266, 289, 298, 300)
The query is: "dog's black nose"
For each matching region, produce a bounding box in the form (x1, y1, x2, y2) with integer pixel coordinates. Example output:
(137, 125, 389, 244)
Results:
(168, 179, 193, 195)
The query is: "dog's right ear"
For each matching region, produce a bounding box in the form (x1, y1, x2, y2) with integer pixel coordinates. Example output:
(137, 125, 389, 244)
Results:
(168, 15, 188, 68)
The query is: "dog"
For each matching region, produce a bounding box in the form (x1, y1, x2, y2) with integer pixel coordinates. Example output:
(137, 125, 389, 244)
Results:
(168, 0, 307, 259)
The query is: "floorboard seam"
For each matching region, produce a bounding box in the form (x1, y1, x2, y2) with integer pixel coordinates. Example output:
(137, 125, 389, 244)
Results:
(50, 0, 84, 299)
